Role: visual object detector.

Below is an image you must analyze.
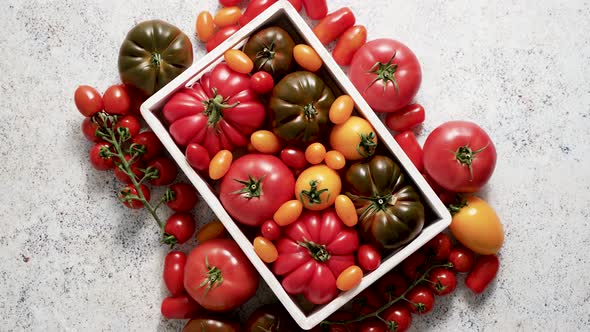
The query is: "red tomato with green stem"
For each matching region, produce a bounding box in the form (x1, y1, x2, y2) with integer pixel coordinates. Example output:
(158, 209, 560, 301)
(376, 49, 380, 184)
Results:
(405, 285, 435, 314)
(427, 267, 457, 296)
(161, 295, 202, 319)
(260, 219, 282, 241)
(114, 155, 144, 184)
(424, 233, 452, 261)
(465, 254, 499, 294)
(206, 25, 240, 52)
(302, 0, 327, 20)
(250, 71, 275, 94)
(313, 8, 356, 45)
(240, 0, 277, 26)
(333, 25, 367, 66)
(114, 115, 141, 138)
(423, 121, 497, 193)
(184, 239, 259, 311)
(185, 143, 210, 172)
(103, 85, 130, 115)
(89, 142, 114, 170)
(385, 103, 425, 132)
(349, 39, 421, 113)
(147, 157, 178, 186)
(382, 304, 412, 332)
(163, 251, 187, 296)
(357, 244, 381, 272)
(376, 270, 409, 303)
(166, 183, 198, 212)
(358, 318, 387, 332)
(449, 245, 476, 273)
(132, 131, 164, 161)
(82, 117, 102, 142)
(163, 213, 196, 245)
(118, 184, 150, 209)
(394, 130, 423, 173)
(273, 209, 359, 304)
(74, 85, 103, 117)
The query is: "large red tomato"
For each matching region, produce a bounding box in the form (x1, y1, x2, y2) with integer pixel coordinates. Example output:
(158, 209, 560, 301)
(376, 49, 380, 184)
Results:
(349, 39, 421, 113)
(273, 209, 359, 304)
(162, 63, 266, 156)
(219, 154, 295, 227)
(423, 121, 496, 193)
(184, 239, 259, 312)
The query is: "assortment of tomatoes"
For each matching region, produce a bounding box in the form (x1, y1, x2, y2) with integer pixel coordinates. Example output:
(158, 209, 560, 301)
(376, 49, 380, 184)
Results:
(73, 0, 506, 330)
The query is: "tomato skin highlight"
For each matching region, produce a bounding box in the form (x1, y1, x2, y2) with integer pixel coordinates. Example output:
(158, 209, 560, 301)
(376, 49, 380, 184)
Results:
(161, 295, 202, 319)
(313, 8, 355, 45)
(357, 244, 381, 272)
(206, 25, 240, 52)
(449, 245, 476, 273)
(333, 25, 367, 66)
(224, 49, 253, 74)
(394, 130, 424, 172)
(75, 85, 103, 117)
(302, 0, 327, 19)
(166, 183, 198, 212)
(385, 103, 425, 132)
(214, 7, 242, 28)
(465, 254, 499, 294)
(163, 251, 187, 296)
(240, 0, 277, 26)
(293, 44, 322, 71)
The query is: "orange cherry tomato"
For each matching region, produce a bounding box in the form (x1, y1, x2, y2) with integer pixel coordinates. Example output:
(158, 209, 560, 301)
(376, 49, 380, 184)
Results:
(324, 150, 346, 170)
(293, 44, 322, 72)
(250, 130, 281, 154)
(336, 265, 363, 291)
(330, 116, 378, 160)
(224, 49, 254, 74)
(273, 200, 303, 226)
(450, 196, 504, 254)
(196, 220, 226, 243)
(335, 194, 357, 227)
(305, 143, 326, 165)
(295, 165, 341, 211)
(209, 150, 232, 180)
(196, 11, 215, 42)
(214, 6, 242, 28)
(253, 236, 279, 263)
(333, 25, 367, 66)
(329, 95, 354, 124)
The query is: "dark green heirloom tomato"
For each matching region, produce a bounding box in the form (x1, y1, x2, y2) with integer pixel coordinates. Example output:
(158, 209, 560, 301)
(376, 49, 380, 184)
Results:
(118, 20, 193, 96)
(245, 304, 299, 332)
(183, 317, 241, 332)
(269, 71, 335, 144)
(345, 155, 425, 250)
(243, 26, 295, 78)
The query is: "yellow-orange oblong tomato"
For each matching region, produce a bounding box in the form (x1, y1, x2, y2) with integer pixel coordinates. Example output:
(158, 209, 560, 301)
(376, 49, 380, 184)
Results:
(329, 95, 354, 124)
(336, 265, 363, 291)
(196, 11, 215, 42)
(330, 116, 378, 160)
(293, 44, 322, 72)
(224, 49, 254, 74)
(305, 143, 326, 165)
(196, 220, 226, 243)
(253, 236, 278, 263)
(209, 150, 233, 180)
(214, 6, 242, 28)
(250, 130, 281, 154)
(273, 200, 303, 226)
(295, 165, 341, 211)
(324, 150, 346, 170)
(335, 195, 357, 227)
(450, 196, 504, 255)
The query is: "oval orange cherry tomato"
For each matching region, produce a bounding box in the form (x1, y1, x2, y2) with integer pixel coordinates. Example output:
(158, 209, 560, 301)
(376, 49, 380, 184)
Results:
(312, 7, 356, 45)
(305, 143, 326, 165)
(330, 116, 378, 160)
(214, 6, 242, 28)
(209, 150, 233, 180)
(450, 196, 504, 254)
(335, 195, 357, 226)
(253, 236, 278, 263)
(336, 265, 363, 291)
(224, 49, 254, 74)
(295, 165, 341, 211)
(251, 130, 281, 154)
(293, 44, 322, 72)
(196, 11, 215, 42)
(329, 95, 354, 124)
(273, 200, 303, 226)
(333, 25, 367, 66)
(196, 220, 226, 243)
(324, 150, 346, 170)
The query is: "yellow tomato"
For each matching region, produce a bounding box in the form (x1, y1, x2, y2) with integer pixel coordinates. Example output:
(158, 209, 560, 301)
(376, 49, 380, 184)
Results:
(293, 44, 322, 72)
(324, 150, 346, 170)
(209, 150, 232, 180)
(295, 165, 341, 211)
(305, 143, 326, 165)
(449, 196, 504, 255)
(196, 11, 215, 42)
(250, 130, 281, 154)
(335, 195, 357, 227)
(330, 116, 378, 160)
(329, 95, 354, 124)
(224, 49, 254, 74)
(336, 265, 363, 291)
(196, 220, 226, 243)
(253, 236, 279, 263)
(213, 6, 242, 28)
(273, 200, 303, 226)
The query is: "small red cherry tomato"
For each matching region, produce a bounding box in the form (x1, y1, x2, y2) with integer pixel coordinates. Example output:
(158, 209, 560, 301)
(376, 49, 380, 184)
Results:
(302, 0, 327, 20)
(114, 115, 141, 138)
(186, 143, 211, 171)
(82, 117, 102, 142)
(103, 85, 130, 115)
(260, 219, 281, 241)
(357, 244, 381, 272)
(385, 104, 426, 132)
(449, 245, 476, 273)
(382, 304, 412, 332)
(132, 131, 164, 161)
(89, 142, 114, 170)
(206, 25, 240, 52)
(358, 318, 387, 332)
(425, 233, 452, 261)
(147, 157, 178, 186)
(219, 0, 240, 6)
(166, 183, 198, 212)
(280, 147, 307, 169)
(394, 130, 424, 173)
(160, 295, 202, 319)
(405, 285, 435, 314)
(250, 71, 275, 94)
(287, 0, 302, 11)
(428, 267, 457, 296)
(114, 155, 144, 184)
(333, 25, 367, 66)
(239, 0, 277, 26)
(313, 7, 355, 45)
(401, 250, 427, 280)
(465, 254, 499, 294)
(74, 85, 103, 117)
(163, 251, 187, 296)
(118, 184, 151, 209)
(164, 213, 196, 245)
(376, 270, 409, 302)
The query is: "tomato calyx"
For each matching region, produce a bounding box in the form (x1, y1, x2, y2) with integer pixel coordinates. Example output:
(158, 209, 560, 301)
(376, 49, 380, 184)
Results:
(385, 320, 399, 331)
(298, 240, 331, 262)
(300, 180, 329, 206)
(151, 52, 162, 68)
(202, 88, 240, 127)
(199, 256, 224, 296)
(356, 194, 393, 220)
(454, 144, 488, 180)
(232, 175, 264, 199)
(255, 40, 277, 72)
(303, 103, 319, 120)
(367, 51, 400, 94)
(161, 232, 178, 246)
(357, 132, 377, 158)
(446, 194, 467, 216)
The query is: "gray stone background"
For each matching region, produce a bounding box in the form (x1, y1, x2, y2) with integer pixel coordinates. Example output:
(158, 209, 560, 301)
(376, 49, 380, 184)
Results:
(1, 0, 589, 331)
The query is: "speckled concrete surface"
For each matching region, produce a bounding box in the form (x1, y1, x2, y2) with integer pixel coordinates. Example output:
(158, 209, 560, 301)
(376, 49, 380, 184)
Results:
(0, 0, 589, 331)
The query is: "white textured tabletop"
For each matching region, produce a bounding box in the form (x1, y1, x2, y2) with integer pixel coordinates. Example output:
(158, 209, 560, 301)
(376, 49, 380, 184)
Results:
(1, 0, 589, 331)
